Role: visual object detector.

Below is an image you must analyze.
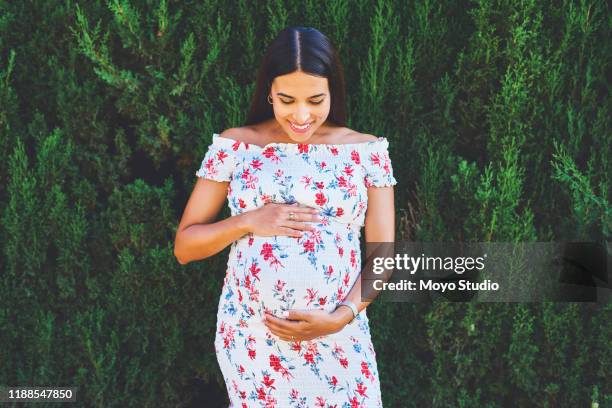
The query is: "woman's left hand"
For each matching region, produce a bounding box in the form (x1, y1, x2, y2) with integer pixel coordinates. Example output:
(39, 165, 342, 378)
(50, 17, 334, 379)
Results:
(262, 309, 348, 342)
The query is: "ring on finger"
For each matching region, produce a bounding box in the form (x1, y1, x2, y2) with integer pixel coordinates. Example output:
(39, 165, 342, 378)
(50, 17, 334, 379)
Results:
(288, 212, 296, 221)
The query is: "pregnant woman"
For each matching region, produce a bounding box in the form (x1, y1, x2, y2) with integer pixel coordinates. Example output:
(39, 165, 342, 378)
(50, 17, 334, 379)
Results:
(175, 26, 396, 408)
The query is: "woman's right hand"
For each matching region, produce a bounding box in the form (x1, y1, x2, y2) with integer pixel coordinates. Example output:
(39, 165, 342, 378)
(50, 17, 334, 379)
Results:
(240, 202, 322, 238)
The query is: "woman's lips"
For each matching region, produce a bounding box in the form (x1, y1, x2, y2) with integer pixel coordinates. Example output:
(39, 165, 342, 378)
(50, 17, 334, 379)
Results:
(289, 121, 313, 133)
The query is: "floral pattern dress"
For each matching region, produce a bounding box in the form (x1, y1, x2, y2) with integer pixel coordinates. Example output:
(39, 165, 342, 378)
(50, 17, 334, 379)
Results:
(196, 133, 397, 408)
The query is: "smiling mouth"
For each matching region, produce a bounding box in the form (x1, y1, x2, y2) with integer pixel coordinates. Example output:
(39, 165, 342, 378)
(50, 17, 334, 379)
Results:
(289, 121, 313, 132)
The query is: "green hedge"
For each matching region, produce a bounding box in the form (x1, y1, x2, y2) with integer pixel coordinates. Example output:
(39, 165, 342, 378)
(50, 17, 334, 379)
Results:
(0, 1, 609, 407)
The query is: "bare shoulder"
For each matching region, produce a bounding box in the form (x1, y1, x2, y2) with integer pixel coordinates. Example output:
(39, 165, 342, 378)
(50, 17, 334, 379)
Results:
(344, 130, 379, 143)
(219, 126, 255, 144)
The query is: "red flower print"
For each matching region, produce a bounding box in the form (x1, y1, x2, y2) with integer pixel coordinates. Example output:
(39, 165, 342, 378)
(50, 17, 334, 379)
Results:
(349, 396, 361, 408)
(274, 279, 285, 291)
(339, 357, 349, 368)
(336, 207, 344, 217)
(238, 198, 246, 208)
(263, 146, 277, 158)
(257, 386, 266, 400)
(330, 376, 338, 386)
(356, 382, 368, 397)
(216, 150, 229, 163)
(304, 352, 315, 364)
(248, 348, 256, 360)
(232, 140, 241, 151)
(350, 150, 360, 164)
(320, 161, 326, 168)
(361, 361, 373, 380)
(303, 240, 315, 253)
(204, 158, 215, 172)
(290, 389, 299, 399)
(300, 175, 312, 187)
(249, 262, 261, 281)
(358, 201, 366, 213)
(298, 144, 309, 153)
(370, 152, 381, 166)
(343, 272, 350, 287)
(262, 374, 276, 389)
(304, 288, 318, 306)
(315, 192, 327, 206)
(239, 168, 259, 190)
(318, 296, 327, 306)
(261, 243, 274, 259)
(344, 165, 354, 176)
(330, 146, 339, 156)
(269, 354, 294, 380)
(260, 243, 284, 269)
(325, 265, 334, 277)
(270, 354, 282, 370)
(337, 175, 348, 187)
(219, 322, 236, 349)
(315, 396, 326, 407)
(315, 181, 325, 189)
(264, 395, 277, 408)
(251, 158, 263, 171)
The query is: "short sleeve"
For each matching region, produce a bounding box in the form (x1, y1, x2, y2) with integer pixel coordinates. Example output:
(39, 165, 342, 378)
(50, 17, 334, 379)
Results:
(362, 138, 398, 188)
(195, 137, 237, 182)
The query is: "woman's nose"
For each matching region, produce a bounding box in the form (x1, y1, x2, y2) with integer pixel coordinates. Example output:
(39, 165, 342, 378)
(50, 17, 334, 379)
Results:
(293, 108, 311, 123)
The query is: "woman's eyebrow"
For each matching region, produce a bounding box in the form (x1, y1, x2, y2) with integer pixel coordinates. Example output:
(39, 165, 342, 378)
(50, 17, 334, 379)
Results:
(276, 92, 326, 99)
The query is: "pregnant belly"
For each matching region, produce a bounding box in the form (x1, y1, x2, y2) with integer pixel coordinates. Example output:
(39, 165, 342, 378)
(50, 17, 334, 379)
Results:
(224, 228, 361, 317)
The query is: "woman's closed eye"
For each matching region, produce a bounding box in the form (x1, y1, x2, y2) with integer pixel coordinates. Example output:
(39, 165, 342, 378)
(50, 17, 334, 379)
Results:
(280, 99, 324, 105)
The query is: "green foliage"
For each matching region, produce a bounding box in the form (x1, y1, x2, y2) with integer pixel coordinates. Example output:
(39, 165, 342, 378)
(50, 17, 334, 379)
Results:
(0, 0, 609, 407)
(551, 140, 611, 238)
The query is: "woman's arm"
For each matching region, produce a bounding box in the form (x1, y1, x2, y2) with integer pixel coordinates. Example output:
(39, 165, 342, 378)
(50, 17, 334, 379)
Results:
(331, 185, 396, 325)
(174, 178, 320, 264)
(174, 178, 250, 264)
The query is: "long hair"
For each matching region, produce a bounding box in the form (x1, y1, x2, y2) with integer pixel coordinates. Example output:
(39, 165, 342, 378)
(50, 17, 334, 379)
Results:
(244, 27, 347, 127)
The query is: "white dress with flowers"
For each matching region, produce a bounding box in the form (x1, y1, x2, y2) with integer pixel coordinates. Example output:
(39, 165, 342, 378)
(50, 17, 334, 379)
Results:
(196, 133, 397, 408)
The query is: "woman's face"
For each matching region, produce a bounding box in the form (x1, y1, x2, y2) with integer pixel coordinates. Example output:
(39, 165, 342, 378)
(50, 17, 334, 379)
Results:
(270, 71, 331, 143)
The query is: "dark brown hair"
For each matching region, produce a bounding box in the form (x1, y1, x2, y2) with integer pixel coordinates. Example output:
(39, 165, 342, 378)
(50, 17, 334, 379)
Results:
(244, 26, 347, 127)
